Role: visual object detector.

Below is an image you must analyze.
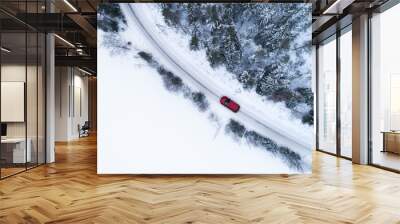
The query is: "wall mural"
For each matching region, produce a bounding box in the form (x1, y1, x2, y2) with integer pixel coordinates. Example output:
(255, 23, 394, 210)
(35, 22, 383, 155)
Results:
(97, 3, 313, 174)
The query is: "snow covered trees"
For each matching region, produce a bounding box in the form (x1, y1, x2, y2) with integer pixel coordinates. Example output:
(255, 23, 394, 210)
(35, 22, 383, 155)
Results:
(256, 64, 289, 96)
(190, 30, 200, 51)
(161, 4, 181, 27)
(223, 26, 242, 73)
(238, 71, 256, 90)
(98, 4, 126, 33)
(158, 3, 313, 125)
(225, 119, 303, 170)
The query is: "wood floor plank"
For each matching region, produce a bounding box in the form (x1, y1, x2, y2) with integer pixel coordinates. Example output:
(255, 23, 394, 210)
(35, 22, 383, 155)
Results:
(0, 135, 400, 223)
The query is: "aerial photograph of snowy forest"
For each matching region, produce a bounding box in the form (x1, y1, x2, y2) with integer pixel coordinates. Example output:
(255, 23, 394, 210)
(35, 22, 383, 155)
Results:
(97, 3, 313, 174)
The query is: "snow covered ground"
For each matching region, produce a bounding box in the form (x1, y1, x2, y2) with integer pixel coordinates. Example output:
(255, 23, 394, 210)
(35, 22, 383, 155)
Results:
(98, 37, 295, 174)
(97, 3, 313, 174)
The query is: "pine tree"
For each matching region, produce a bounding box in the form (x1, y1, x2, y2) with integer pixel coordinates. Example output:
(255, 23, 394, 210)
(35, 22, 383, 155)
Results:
(187, 3, 202, 26)
(256, 64, 288, 96)
(223, 26, 242, 73)
(161, 4, 181, 27)
(238, 71, 256, 90)
(190, 33, 200, 51)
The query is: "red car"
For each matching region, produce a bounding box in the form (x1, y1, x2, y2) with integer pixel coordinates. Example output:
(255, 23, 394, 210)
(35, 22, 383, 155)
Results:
(220, 96, 240, 112)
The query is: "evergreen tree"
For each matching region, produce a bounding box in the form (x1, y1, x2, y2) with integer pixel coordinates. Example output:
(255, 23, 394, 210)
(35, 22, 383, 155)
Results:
(190, 32, 200, 51)
(187, 4, 202, 26)
(223, 26, 241, 73)
(98, 4, 126, 33)
(161, 4, 181, 27)
(256, 64, 288, 96)
(238, 71, 256, 90)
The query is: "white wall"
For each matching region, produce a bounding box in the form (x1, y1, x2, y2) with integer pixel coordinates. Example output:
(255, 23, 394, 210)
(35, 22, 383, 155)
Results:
(55, 66, 69, 141)
(55, 67, 89, 141)
(72, 72, 89, 137)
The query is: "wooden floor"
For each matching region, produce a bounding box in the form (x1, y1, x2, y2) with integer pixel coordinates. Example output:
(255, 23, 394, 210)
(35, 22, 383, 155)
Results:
(0, 167, 26, 178)
(372, 150, 400, 171)
(1, 135, 400, 224)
